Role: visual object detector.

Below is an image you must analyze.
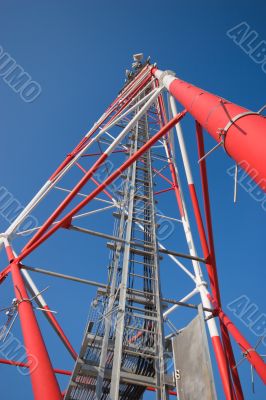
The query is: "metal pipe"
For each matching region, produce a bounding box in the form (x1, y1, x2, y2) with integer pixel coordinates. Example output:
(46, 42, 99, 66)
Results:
(69, 224, 206, 263)
(0, 358, 72, 376)
(4, 243, 62, 400)
(21, 264, 107, 288)
(22, 269, 77, 360)
(163, 288, 199, 318)
(153, 68, 266, 191)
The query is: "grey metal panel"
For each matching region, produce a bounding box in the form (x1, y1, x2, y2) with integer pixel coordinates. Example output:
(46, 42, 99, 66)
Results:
(172, 306, 217, 400)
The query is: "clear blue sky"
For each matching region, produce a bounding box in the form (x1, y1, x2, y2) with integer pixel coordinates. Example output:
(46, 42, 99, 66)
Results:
(0, 1, 265, 399)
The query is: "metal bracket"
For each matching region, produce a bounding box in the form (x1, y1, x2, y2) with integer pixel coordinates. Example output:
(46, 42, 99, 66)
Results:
(157, 70, 176, 86)
(198, 140, 224, 163)
(222, 111, 260, 135)
(258, 104, 266, 114)
(233, 162, 238, 203)
(199, 109, 263, 164)
(233, 334, 266, 394)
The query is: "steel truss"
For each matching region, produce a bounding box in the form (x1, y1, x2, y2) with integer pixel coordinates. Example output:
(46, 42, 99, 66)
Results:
(0, 57, 265, 400)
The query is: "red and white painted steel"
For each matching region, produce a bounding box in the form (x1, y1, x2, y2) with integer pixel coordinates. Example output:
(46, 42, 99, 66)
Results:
(153, 68, 266, 191)
(0, 60, 264, 400)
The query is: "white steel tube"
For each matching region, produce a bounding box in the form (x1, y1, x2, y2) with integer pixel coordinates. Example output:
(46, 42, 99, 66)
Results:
(163, 288, 199, 318)
(168, 95, 220, 339)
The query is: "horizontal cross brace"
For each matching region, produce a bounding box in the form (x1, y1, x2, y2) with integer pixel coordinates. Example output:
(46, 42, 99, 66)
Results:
(69, 224, 206, 262)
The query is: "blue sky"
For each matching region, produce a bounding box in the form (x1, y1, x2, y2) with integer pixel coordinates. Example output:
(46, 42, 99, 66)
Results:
(0, 1, 265, 399)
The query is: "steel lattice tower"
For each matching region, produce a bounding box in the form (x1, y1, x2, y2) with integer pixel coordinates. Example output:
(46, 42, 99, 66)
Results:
(0, 54, 265, 400)
(65, 89, 169, 399)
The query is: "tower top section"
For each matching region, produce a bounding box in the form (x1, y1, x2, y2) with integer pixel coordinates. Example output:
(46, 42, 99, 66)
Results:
(123, 53, 151, 88)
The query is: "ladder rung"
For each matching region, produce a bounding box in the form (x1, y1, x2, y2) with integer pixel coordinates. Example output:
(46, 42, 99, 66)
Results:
(106, 242, 155, 257)
(129, 312, 158, 321)
(126, 325, 156, 334)
(123, 349, 158, 359)
(136, 166, 149, 172)
(126, 295, 155, 306)
(134, 194, 150, 202)
(135, 177, 149, 184)
(129, 272, 155, 280)
(129, 259, 153, 266)
(132, 216, 151, 224)
(130, 247, 155, 257)
(126, 304, 157, 314)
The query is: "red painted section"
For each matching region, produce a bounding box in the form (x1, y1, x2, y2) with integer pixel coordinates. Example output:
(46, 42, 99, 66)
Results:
(195, 123, 221, 306)
(212, 336, 233, 400)
(154, 187, 174, 196)
(0, 264, 10, 284)
(24, 153, 108, 252)
(196, 122, 243, 399)
(220, 323, 242, 400)
(219, 310, 266, 384)
(5, 245, 15, 262)
(4, 243, 77, 362)
(146, 386, 177, 396)
(149, 164, 173, 185)
(187, 182, 237, 398)
(157, 93, 185, 217)
(75, 161, 114, 201)
(152, 69, 266, 191)
(4, 244, 62, 399)
(188, 184, 211, 262)
(10, 262, 62, 400)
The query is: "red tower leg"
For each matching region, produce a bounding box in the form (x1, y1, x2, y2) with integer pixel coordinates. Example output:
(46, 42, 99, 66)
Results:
(5, 244, 62, 400)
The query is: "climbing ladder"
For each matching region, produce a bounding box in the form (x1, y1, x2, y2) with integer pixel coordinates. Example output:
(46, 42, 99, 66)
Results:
(65, 89, 173, 400)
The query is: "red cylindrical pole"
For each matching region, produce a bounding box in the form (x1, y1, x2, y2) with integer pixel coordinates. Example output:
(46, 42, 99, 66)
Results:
(196, 122, 243, 399)
(153, 68, 266, 191)
(5, 245, 62, 400)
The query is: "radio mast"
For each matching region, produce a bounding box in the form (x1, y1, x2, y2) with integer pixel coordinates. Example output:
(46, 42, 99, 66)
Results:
(1, 54, 265, 400)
